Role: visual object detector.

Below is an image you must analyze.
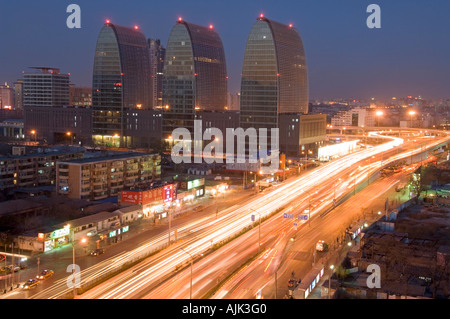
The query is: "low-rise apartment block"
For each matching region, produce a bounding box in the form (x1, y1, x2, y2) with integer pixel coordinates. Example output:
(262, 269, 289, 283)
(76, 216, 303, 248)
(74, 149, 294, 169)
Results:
(0, 145, 85, 190)
(56, 151, 161, 201)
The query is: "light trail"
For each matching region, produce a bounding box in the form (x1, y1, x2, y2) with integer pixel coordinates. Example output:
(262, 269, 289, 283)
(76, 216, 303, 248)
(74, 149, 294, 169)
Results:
(31, 129, 450, 299)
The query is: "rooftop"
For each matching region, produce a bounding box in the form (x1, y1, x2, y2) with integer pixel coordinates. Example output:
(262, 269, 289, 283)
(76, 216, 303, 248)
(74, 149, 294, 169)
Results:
(0, 199, 44, 217)
(0, 145, 85, 161)
(55, 211, 120, 229)
(57, 151, 156, 164)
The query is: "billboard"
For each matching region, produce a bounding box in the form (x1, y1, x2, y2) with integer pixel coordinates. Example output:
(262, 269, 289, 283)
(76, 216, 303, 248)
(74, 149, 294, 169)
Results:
(121, 184, 176, 205)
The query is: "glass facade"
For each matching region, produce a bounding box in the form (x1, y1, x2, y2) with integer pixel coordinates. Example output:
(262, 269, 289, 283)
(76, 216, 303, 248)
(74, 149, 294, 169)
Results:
(162, 20, 227, 139)
(240, 17, 308, 153)
(92, 23, 152, 148)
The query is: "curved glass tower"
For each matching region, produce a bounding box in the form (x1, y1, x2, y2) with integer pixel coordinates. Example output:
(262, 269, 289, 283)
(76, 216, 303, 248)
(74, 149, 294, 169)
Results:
(162, 19, 228, 139)
(240, 16, 308, 149)
(92, 22, 152, 148)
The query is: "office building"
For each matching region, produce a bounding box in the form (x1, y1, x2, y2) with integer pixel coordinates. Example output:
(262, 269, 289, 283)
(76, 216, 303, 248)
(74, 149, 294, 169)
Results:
(149, 39, 166, 109)
(162, 18, 228, 139)
(14, 80, 23, 110)
(22, 67, 70, 109)
(69, 85, 92, 107)
(240, 15, 308, 154)
(279, 113, 326, 157)
(92, 21, 153, 148)
(24, 106, 93, 145)
(227, 93, 240, 111)
(331, 107, 376, 127)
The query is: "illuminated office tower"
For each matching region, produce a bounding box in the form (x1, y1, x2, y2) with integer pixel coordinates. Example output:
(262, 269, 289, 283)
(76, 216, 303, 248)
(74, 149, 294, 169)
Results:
(240, 15, 308, 155)
(92, 21, 152, 148)
(162, 18, 228, 140)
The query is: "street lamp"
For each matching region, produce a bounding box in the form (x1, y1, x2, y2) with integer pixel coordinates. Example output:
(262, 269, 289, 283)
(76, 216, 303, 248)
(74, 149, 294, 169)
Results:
(66, 132, 73, 145)
(72, 237, 87, 297)
(180, 248, 194, 299)
(408, 110, 416, 128)
(30, 130, 36, 142)
(375, 111, 383, 127)
(328, 265, 335, 299)
(249, 208, 262, 252)
(333, 178, 341, 205)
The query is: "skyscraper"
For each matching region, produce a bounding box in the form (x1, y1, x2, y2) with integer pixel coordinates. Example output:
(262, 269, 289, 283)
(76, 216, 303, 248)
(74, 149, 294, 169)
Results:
(240, 15, 308, 154)
(14, 80, 23, 110)
(148, 39, 166, 109)
(92, 21, 152, 148)
(162, 18, 228, 140)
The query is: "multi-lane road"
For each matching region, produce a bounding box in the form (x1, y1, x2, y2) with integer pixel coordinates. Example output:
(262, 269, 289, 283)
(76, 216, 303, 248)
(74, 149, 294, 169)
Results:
(10, 128, 450, 299)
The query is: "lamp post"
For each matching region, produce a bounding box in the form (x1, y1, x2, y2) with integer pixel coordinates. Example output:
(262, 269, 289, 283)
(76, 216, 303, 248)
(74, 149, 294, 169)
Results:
(72, 237, 87, 297)
(333, 178, 341, 205)
(328, 265, 335, 299)
(180, 248, 193, 299)
(66, 132, 73, 145)
(303, 187, 317, 227)
(409, 110, 416, 128)
(168, 204, 174, 245)
(30, 130, 36, 142)
(249, 208, 262, 252)
(375, 110, 383, 128)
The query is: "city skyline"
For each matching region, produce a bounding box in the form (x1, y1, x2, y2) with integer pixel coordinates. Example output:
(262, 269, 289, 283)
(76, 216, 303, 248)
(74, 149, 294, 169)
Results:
(1, 0, 450, 100)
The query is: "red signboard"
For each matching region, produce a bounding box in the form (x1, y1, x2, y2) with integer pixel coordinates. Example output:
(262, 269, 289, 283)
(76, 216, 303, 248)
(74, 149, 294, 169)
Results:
(121, 184, 175, 205)
(121, 191, 142, 204)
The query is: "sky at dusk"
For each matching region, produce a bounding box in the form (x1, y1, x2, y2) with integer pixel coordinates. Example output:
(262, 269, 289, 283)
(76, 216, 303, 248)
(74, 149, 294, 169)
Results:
(1, 0, 450, 100)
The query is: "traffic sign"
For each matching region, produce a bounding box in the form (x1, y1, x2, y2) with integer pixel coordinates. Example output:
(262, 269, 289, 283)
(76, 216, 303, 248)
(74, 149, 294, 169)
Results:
(284, 213, 294, 219)
(251, 214, 255, 222)
(298, 214, 308, 221)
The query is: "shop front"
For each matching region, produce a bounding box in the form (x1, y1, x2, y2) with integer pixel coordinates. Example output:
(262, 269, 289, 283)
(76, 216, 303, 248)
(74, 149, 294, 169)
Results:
(120, 184, 177, 220)
(40, 226, 71, 252)
(178, 178, 205, 199)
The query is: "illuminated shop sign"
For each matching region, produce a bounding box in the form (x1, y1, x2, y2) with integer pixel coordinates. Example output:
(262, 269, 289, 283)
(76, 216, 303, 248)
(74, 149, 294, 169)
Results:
(187, 179, 204, 190)
(50, 228, 70, 239)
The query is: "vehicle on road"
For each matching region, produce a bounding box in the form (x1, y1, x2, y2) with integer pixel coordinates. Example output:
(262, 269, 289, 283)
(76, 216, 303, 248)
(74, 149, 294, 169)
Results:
(90, 248, 105, 256)
(315, 240, 328, 252)
(37, 269, 54, 280)
(8, 265, 20, 272)
(23, 279, 39, 290)
(288, 279, 301, 290)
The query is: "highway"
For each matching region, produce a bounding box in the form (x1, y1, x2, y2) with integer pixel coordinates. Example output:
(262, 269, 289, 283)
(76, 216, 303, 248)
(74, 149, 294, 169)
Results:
(26, 129, 450, 299)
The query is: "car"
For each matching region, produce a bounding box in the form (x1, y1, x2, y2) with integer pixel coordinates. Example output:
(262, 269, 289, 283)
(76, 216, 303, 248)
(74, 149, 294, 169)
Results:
(316, 240, 329, 252)
(90, 248, 105, 256)
(8, 265, 20, 272)
(23, 279, 39, 290)
(36, 269, 54, 280)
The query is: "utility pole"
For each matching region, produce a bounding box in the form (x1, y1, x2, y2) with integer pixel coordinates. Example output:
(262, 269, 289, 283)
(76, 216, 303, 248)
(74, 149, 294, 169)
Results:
(180, 248, 193, 299)
(249, 208, 262, 252)
(168, 206, 173, 245)
(11, 242, 14, 290)
(275, 271, 278, 299)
